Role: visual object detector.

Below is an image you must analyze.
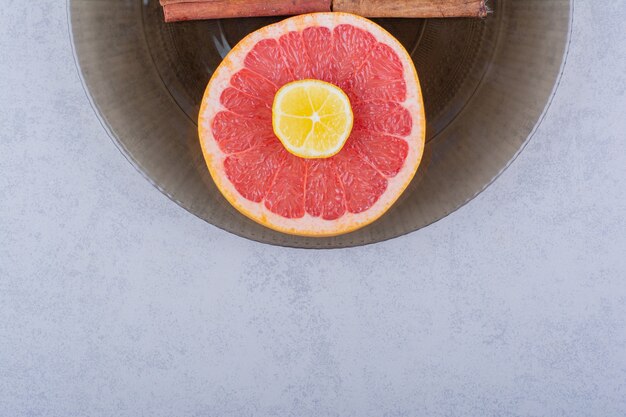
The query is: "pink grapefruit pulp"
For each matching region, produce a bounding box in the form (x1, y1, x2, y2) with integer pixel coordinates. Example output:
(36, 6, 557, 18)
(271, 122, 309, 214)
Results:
(199, 13, 425, 237)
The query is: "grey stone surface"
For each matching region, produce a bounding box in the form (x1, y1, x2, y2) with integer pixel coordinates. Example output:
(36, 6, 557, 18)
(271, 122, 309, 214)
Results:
(1, 1, 625, 416)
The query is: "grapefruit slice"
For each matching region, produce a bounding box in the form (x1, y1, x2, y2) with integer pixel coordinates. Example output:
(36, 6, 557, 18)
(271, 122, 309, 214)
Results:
(199, 13, 425, 237)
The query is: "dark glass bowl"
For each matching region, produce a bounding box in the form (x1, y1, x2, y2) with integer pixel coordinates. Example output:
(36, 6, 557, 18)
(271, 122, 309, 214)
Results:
(69, 0, 572, 248)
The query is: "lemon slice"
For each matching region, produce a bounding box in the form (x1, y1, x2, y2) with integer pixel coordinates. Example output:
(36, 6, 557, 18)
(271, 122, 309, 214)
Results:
(272, 79, 354, 159)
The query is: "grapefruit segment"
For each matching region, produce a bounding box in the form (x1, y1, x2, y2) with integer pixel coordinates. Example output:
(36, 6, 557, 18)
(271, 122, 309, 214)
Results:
(351, 131, 409, 177)
(220, 87, 271, 120)
(223, 138, 286, 202)
(230, 69, 277, 102)
(212, 111, 274, 154)
(305, 160, 347, 221)
(302, 26, 335, 82)
(353, 100, 412, 136)
(335, 144, 388, 214)
(199, 13, 426, 237)
(332, 24, 377, 84)
(244, 39, 292, 86)
(279, 31, 314, 80)
(350, 43, 407, 102)
(264, 155, 306, 218)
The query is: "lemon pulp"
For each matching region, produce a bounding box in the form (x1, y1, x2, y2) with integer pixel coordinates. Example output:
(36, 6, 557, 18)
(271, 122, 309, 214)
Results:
(272, 80, 353, 159)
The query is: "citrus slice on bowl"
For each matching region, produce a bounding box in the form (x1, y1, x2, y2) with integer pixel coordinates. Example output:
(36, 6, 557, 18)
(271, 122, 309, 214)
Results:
(199, 12, 425, 237)
(273, 79, 354, 159)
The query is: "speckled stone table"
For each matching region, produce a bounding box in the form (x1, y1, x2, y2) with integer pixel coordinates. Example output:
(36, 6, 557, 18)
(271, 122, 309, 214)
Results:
(1, 1, 625, 416)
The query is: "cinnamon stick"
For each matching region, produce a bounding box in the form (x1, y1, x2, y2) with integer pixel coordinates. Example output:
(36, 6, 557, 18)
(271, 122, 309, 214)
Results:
(333, 0, 487, 18)
(163, 0, 331, 22)
(160, 0, 204, 4)
(163, 0, 487, 22)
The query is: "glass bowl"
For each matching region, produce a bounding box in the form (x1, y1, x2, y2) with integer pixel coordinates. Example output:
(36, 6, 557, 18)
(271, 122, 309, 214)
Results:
(68, 0, 572, 248)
